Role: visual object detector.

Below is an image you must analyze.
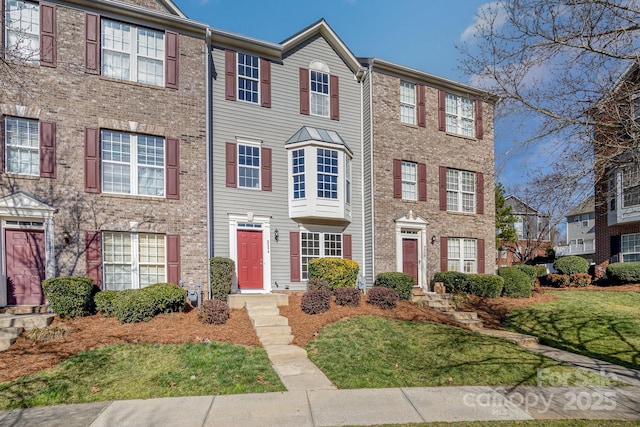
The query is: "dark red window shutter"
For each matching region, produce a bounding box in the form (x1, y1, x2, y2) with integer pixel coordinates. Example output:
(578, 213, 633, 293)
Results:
(260, 58, 271, 108)
(225, 50, 236, 101)
(418, 162, 427, 201)
(225, 142, 237, 187)
(165, 31, 179, 89)
(330, 74, 339, 121)
(39, 121, 56, 178)
(166, 138, 179, 199)
(440, 236, 448, 272)
(439, 166, 447, 211)
(475, 100, 483, 140)
(290, 231, 300, 282)
(476, 171, 484, 214)
(343, 234, 352, 259)
(393, 159, 402, 199)
(167, 234, 180, 285)
(438, 89, 446, 132)
(299, 68, 309, 115)
(477, 239, 485, 274)
(84, 128, 100, 193)
(85, 231, 102, 289)
(39, 3, 56, 67)
(417, 84, 426, 127)
(85, 12, 100, 74)
(261, 147, 272, 191)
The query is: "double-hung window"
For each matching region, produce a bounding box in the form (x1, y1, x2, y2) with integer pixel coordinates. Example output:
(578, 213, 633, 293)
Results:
(238, 144, 260, 189)
(103, 232, 165, 290)
(4, 0, 39, 62)
(445, 93, 474, 137)
(101, 20, 164, 86)
(310, 70, 329, 117)
(447, 238, 477, 273)
(622, 233, 640, 262)
(401, 161, 417, 200)
(4, 117, 38, 175)
(101, 130, 165, 197)
(300, 232, 342, 279)
(292, 149, 305, 199)
(345, 158, 351, 204)
(317, 148, 338, 199)
(238, 53, 259, 103)
(446, 168, 475, 213)
(623, 165, 640, 208)
(400, 81, 416, 124)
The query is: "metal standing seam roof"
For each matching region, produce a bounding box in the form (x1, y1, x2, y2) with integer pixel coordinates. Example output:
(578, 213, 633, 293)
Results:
(284, 126, 353, 154)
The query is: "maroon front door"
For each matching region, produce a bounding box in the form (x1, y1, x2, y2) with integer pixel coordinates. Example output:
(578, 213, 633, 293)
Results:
(237, 230, 263, 289)
(5, 229, 46, 305)
(402, 238, 418, 285)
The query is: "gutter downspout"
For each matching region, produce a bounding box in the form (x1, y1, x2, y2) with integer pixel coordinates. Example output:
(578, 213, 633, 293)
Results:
(367, 61, 375, 286)
(205, 28, 213, 300)
(358, 68, 367, 286)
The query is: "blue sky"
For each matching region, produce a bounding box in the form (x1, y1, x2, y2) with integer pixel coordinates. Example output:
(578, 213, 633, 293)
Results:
(176, 0, 523, 188)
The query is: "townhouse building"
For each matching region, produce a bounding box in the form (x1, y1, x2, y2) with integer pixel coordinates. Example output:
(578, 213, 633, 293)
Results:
(0, 0, 210, 305)
(557, 197, 595, 263)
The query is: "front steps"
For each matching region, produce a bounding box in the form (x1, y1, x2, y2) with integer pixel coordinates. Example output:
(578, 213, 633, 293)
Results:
(411, 288, 484, 330)
(0, 312, 55, 351)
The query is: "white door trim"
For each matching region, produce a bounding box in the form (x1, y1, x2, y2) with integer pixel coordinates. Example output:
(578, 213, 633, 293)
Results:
(394, 210, 428, 290)
(228, 212, 272, 293)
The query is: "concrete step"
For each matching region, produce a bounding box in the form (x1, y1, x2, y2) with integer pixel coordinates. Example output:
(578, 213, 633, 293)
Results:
(449, 311, 478, 321)
(0, 314, 55, 330)
(251, 315, 289, 327)
(264, 345, 308, 362)
(227, 294, 288, 309)
(456, 319, 484, 330)
(478, 329, 540, 347)
(255, 325, 292, 338)
(3, 305, 49, 314)
(245, 304, 280, 317)
(0, 327, 23, 339)
(260, 334, 294, 346)
(426, 301, 455, 312)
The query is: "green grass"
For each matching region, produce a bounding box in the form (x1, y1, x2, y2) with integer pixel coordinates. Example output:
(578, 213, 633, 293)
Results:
(356, 421, 640, 427)
(506, 291, 640, 369)
(0, 342, 285, 410)
(306, 316, 616, 389)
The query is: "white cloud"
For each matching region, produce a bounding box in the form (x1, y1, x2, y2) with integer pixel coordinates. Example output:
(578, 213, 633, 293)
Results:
(460, 1, 507, 42)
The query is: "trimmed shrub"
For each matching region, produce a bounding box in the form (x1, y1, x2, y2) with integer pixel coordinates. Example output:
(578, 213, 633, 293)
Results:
(498, 267, 532, 298)
(144, 283, 186, 313)
(42, 277, 95, 318)
(512, 264, 536, 281)
(334, 287, 361, 306)
(546, 274, 571, 288)
(366, 286, 398, 309)
(301, 290, 331, 314)
(534, 265, 548, 278)
(308, 258, 359, 290)
(606, 262, 640, 284)
(307, 278, 331, 292)
(210, 257, 235, 300)
(113, 289, 157, 323)
(554, 256, 589, 275)
(94, 290, 119, 317)
(569, 273, 592, 287)
(96, 284, 186, 323)
(466, 274, 504, 298)
(198, 299, 230, 325)
(433, 271, 468, 293)
(374, 272, 414, 300)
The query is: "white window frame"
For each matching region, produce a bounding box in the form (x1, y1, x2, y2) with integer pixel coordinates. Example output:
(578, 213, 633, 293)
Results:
(237, 52, 259, 104)
(300, 231, 343, 280)
(445, 93, 474, 137)
(401, 161, 417, 200)
(237, 143, 261, 189)
(101, 19, 165, 86)
(317, 148, 338, 199)
(102, 232, 166, 290)
(622, 165, 640, 208)
(345, 157, 351, 205)
(101, 130, 165, 197)
(447, 238, 477, 273)
(4, 116, 39, 176)
(4, 0, 39, 62)
(622, 233, 640, 262)
(310, 69, 329, 118)
(400, 81, 416, 124)
(292, 148, 305, 199)
(446, 168, 476, 213)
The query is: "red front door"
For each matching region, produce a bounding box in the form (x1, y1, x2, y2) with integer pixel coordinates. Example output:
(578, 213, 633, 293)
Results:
(5, 229, 46, 305)
(402, 238, 418, 285)
(237, 230, 263, 289)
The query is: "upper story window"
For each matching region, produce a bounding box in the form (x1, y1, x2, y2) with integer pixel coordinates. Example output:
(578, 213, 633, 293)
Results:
(400, 82, 416, 124)
(623, 165, 640, 208)
(5, 117, 38, 175)
(5, 0, 39, 62)
(345, 158, 351, 204)
(317, 148, 338, 199)
(292, 149, 305, 199)
(300, 61, 339, 120)
(401, 161, 417, 200)
(238, 144, 260, 189)
(445, 93, 474, 137)
(514, 215, 524, 239)
(101, 130, 165, 197)
(447, 238, 477, 274)
(310, 70, 330, 117)
(446, 168, 475, 213)
(238, 53, 259, 103)
(101, 20, 164, 86)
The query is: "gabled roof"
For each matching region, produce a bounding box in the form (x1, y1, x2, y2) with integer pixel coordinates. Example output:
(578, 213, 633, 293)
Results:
(157, 0, 186, 18)
(566, 196, 595, 217)
(281, 19, 362, 75)
(285, 126, 352, 154)
(506, 195, 548, 216)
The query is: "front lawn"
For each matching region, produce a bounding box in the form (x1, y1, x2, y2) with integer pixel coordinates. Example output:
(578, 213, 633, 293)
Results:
(306, 316, 615, 389)
(506, 290, 640, 369)
(0, 342, 284, 410)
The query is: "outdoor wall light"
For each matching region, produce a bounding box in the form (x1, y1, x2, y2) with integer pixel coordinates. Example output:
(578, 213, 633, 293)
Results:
(274, 229, 279, 242)
(431, 235, 436, 245)
(62, 230, 71, 245)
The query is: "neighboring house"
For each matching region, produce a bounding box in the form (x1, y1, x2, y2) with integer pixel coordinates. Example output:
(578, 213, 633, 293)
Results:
(0, 0, 210, 305)
(556, 197, 595, 263)
(496, 195, 551, 266)
(210, 20, 363, 292)
(360, 59, 497, 290)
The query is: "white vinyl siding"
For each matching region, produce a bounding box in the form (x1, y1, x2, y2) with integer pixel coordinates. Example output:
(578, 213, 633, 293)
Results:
(4, 117, 39, 175)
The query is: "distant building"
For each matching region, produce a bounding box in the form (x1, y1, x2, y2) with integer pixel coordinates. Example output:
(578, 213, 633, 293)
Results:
(556, 197, 595, 263)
